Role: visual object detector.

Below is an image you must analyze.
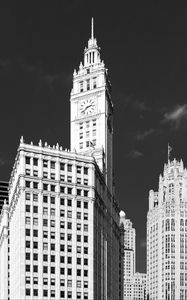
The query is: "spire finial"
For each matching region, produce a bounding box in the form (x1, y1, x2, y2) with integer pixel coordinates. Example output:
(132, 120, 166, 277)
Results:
(91, 17, 94, 39)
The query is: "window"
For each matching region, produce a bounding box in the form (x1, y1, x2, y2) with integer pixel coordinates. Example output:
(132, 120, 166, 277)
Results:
(51, 232, 55, 239)
(51, 278, 55, 286)
(43, 219, 48, 227)
(50, 173, 55, 180)
(60, 210, 65, 217)
(68, 291, 72, 299)
(84, 281, 88, 288)
(80, 132, 83, 139)
(77, 257, 81, 264)
(51, 291, 55, 298)
(67, 234, 72, 241)
(26, 169, 30, 176)
(67, 176, 72, 183)
(68, 199, 72, 206)
(93, 119, 96, 126)
(26, 252, 30, 260)
(60, 221, 65, 229)
(51, 220, 55, 227)
(67, 222, 72, 229)
(33, 277, 38, 285)
(43, 183, 48, 191)
(33, 289, 38, 296)
(68, 268, 72, 275)
(84, 167, 88, 175)
(77, 235, 81, 242)
(60, 186, 65, 193)
(26, 264, 30, 272)
(60, 162, 65, 171)
(84, 202, 88, 209)
(84, 179, 88, 185)
(84, 270, 88, 277)
(33, 194, 38, 202)
(77, 280, 81, 288)
(86, 79, 90, 90)
(80, 81, 83, 92)
(33, 253, 38, 261)
(84, 190, 88, 197)
(51, 197, 55, 204)
(51, 243, 55, 251)
(26, 217, 30, 225)
(51, 255, 55, 262)
(43, 278, 48, 285)
(33, 265, 38, 273)
(77, 166, 81, 174)
(33, 218, 38, 225)
(77, 223, 81, 230)
(86, 131, 89, 138)
(60, 174, 65, 181)
(60, 267, 65, 275)
(33, 206, 38, 214)
(43, 254, 48, 262)
(26, 157, 31, 164)
(60, 198, 65, 205)
(79, 122, 83, 130)
(51, 266, 55, 274)
(67, 211, 72, 218)
(43, 195, 48, 203)
(84, 258, 88, 265)
(26, 181, 30, 188)
(33, 158, 38, 166)
(77, 212, 81, 219)
(33, 170, 38, 177)
(50, 161, 55, 169)
(26, 288, 30, 296)
(84, 247, 88, 254)
(60, 256, 65, 263)
(77, 200, 81, 208)
(84, 224, 88, 232)
(77, 246, 81, 253)
(43, 243, 48, 250)
(93, 77, 97, 88)
(43, 231, 48, 239)
(68, 256, 72, 264)
(84, 213, 88, 220)
(43, 172, 48, 178)
(26, 277, 30, 284)
(51, 185, 56, 192)
(26, 205, 30, 213)
(86, 141, 89, 148)
(43, 290, 48, 297)
(84, 292, 88, 299)
(77, 189, 81, 196)
(86, 121, 89, 128)
(33, 242, 38, 249)
(77, 269, 81, 276)
(67, 245, 72, 252)
(43, 207, 48, 215)
(43, 266, 48, 273)
(51, 208, 55, 216)
(33, 182, 38, 189)
(77, 177, 81, 184)
(79, 142, 83, 149)
(68, 187, 72, 194)
(26, 193, 30, 200)
(67, 164, 72, 172)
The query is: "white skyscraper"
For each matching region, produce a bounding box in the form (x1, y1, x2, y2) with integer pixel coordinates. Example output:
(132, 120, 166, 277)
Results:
(0, 20, 123, 300)
(147, 159, 187, 300)
(120, 211, 146, 300)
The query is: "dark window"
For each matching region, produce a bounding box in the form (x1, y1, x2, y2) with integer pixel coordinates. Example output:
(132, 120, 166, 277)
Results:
(68, 199, 72, 206)
(84, 247, 88, 254)
(26, 241, 30, 248)
(33, 289, 38, 296)
(67, 164, 72, 172)
(33, 242, 38, 249)
(84, 202, 88, 209)
(60, 186, 65, 193)
(84, 190, 88, 197)
(33, 253, 38, 261)
(43, 160, 48, 168)
(26, 252, 30, 260)
(67, 222, 72, 230)
(84, 270, 88, 276)
(26, 265, 30, 272)
(51, 266, 55, 274)
(51, 255, 55, 262)
(68, 187, 72, 195)
(43, 184, 48, 191)
(43, 266, 48, 273)
(51, 197, 55, 204)
(51, 244, 55, 251)
(60, 198, 65, 205)
(77, 200, 81, 208)
(25, 157, 30, 165)
(33, 182, 38, 189)
(43, 254, 48, 262)
(33, 158, 38, 166)
(33, 206, 38, 213)
(60, 256, 64, 263)
(43, 290, 48, 297)
(77, 269, 81, 276)
(60, 162, 65, 170)
(77, 257, 81, 264)
(50, 161, 55, 169)
(68, 268, 72, 275)
(26, 181, 30, 188)
(43, 195, 48, 203)
(25, 229, 30, 236)
(33, 265, 38, 272)
(33, 230, 38, 237)
(51, 185, 55, 192)
(26, 288, 30, 296)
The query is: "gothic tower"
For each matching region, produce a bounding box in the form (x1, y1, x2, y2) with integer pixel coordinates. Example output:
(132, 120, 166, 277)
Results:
(70, 18, 113, 193)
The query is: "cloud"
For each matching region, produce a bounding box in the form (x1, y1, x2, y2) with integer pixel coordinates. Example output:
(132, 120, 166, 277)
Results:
(135, 128, 157, 141)
(127, 150, 144, 159)
(162, 104, 187, 129)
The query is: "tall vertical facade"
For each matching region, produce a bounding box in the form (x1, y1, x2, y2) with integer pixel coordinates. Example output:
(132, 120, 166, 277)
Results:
(120, 211, 146, 300)
(147, 159, 187, 300)
(0, 20, 122, 300)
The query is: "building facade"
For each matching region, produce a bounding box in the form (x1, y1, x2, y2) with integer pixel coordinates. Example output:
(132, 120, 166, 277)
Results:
(120, 211, 146, 300)
(147, 159, 187, 300)
(0, 181, 8, 213)
(0, 20, 122, 300)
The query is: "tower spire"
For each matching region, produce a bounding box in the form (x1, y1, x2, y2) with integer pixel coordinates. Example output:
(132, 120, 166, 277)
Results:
(91, 17, 94, 39)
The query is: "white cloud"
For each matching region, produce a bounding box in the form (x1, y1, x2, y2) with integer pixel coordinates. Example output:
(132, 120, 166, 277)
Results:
(128, 150, 144, 159)
(163, 104, 187, 129)
(135, 128, 156, 141)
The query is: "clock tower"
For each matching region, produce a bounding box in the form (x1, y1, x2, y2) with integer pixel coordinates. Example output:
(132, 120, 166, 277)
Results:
(70, 18, 113, 193)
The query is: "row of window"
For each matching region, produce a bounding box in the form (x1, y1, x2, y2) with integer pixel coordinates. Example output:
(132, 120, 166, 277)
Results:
(26, 194, 89, 209)
(26, 288, 88, 299)
(80, 129, 96, 139)
(25, 157, 89, 174)
(26, 276, 88, 287)
(25, 181, 89, 196)
(79, 119, 96, 130)
(79, 77, 97, 92)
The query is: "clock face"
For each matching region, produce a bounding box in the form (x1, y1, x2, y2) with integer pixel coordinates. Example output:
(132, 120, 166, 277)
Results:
(80, 99, 96, 116)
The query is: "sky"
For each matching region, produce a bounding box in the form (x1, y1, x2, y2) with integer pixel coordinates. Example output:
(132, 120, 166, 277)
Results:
(0, 1, 187, 273)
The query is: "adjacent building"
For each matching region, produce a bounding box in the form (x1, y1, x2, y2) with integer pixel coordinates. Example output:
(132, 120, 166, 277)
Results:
(0, 19, 123, 300)
(147, 159, 187, 300)
(120, 211, 146, 300)
(0, 181, 8, 213)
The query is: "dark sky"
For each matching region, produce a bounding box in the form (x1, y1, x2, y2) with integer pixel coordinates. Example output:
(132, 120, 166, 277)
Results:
(1, 1, 187, 273)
